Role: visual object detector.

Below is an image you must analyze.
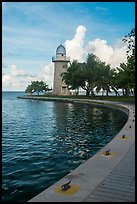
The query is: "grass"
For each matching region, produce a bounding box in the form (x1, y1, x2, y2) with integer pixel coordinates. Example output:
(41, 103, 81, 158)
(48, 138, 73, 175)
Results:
(36, 94, 135, 103)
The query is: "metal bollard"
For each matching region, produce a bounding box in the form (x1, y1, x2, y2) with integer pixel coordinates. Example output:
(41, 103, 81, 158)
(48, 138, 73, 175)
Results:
(61, 180, 71, 191)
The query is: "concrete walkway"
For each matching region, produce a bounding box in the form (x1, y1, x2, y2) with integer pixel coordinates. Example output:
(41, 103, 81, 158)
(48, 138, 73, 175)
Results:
(26, 99, 135, 202)
(84, 143, 135, 202)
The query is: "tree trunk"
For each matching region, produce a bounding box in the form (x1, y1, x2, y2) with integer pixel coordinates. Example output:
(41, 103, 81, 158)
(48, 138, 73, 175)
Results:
(102, 90, 105, 96)
(91, 89, 95, 97)
(115, 91, 118, 96)
(125, 88, 129, 96)
(117, 91, 120, 96)
(106, 90, 109, 96)
(75, 88, 79, 96)
(130, 89, 135, 96)
(86, 89, 90, 97)
(122, 88, 125, 96)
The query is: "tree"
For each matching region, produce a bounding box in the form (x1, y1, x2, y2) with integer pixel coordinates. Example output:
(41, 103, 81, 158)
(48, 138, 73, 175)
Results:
(62, 53, 120, 97)
(114, 64, 129, 96)
(115, 58, 135, 96)
(25, 81, 51, 95)
(122, 28, 135, 58)
(126, 53, 135, 92)
(61, 60, 83, 95)
(95, 62, 119, 96)
(115, 28, 135, 96)
(124, 30, 135, 95)
(25, 84, 33, 95)
(81, 53, 101, 96)
(62, 54, 102, 96)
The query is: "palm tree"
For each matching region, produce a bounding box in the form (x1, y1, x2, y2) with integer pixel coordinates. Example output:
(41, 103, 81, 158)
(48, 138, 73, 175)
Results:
(82, 53, 101, 96)
(95, 62, 119, 96)
(115, 59, 135, 96)
(61, 60, 83, 95)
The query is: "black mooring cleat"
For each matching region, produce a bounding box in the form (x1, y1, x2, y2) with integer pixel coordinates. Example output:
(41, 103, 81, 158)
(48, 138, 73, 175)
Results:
(122, 134, 126, 138)
(61, 180, 71, 191)
(105, 149, 110, 156)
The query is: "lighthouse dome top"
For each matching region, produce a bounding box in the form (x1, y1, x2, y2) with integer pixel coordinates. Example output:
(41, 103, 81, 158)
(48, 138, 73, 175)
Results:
(56, 44, 66, 55)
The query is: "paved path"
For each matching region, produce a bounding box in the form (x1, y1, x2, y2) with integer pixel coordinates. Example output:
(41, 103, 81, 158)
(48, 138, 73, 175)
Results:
(84, 143, 135, 202)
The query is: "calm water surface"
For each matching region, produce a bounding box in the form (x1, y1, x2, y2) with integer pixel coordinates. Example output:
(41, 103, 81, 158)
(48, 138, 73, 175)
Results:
(2, 91, 128, 202)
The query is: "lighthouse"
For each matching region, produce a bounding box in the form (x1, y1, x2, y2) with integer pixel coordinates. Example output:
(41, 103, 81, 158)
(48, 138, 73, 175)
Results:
(52, 44, 70, 95)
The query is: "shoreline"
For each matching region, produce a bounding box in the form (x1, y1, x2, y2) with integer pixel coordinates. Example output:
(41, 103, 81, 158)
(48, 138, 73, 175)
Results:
(17, 95, 129, 114)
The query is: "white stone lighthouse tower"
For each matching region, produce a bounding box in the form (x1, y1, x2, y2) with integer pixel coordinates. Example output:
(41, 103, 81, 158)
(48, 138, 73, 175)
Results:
(52, 44, 70, 95)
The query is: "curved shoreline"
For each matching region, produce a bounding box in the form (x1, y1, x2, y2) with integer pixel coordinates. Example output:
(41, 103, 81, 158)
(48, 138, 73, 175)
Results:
(17, 95, 129, 114)
(17, 96, 135, 202)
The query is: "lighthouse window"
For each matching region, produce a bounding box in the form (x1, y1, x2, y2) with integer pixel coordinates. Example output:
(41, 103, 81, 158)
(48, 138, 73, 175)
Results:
(62, 64, 66, 69)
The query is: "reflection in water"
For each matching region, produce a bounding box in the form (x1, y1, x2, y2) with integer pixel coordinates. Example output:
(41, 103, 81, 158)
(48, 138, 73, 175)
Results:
(51, 101, 127, 166)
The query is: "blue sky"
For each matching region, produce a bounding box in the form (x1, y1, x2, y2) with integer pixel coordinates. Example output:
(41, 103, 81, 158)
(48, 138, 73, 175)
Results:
(2, 2, 135, 91)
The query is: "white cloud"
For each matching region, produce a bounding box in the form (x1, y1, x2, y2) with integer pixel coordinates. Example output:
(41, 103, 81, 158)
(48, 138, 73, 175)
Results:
(65, 25, 127, 68)
(2, 63, 54, 91)
(10, 64, 27, 77)
(65, 25, 86, 62)
(85, 39, 113, 64)
(2, 25, 128, 91)
(2, 65, 36, 91)
(110, 39, 127, 67)
(2, 75, 11, 88)
(36, 62, 54, 88)
(85, 38, 127, 67)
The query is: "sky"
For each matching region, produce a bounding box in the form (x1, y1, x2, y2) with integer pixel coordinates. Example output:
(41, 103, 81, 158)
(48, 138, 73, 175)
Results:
(2, 2, 135, 91)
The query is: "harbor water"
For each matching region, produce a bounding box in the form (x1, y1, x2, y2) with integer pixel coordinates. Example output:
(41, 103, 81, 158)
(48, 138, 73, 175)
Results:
(2, 91, 128, 202)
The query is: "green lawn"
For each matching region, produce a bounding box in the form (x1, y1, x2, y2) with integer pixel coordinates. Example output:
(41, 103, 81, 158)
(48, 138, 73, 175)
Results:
(39, 94, 135, 103)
